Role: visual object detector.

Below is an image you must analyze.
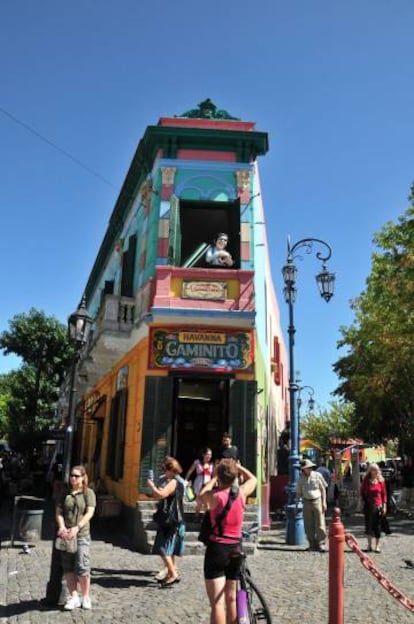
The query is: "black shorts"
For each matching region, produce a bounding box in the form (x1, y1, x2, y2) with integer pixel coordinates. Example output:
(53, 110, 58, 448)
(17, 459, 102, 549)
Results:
(204, 540, 241, 580)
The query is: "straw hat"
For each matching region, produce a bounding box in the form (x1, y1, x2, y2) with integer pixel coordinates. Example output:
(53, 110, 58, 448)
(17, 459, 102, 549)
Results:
(301, 459, 316, 470)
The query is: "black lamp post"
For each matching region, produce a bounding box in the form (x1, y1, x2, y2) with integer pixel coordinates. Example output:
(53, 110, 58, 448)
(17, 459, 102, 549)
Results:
(43, 295, 92, 607)
(296, 384, 315, 455)
(282, 237, 335, 546)
(62, 296, 93, 484)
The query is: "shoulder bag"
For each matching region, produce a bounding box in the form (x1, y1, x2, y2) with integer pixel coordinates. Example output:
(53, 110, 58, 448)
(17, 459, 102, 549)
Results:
(153, 479, 183, 529)
(55, 491, 86, 553)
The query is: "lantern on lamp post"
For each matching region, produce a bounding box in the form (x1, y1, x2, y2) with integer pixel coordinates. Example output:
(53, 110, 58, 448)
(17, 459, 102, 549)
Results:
(282, 237, 335, 546)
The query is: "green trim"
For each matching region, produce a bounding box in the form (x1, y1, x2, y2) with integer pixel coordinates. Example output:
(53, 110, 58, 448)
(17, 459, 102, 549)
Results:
(85, 124, 268, 304)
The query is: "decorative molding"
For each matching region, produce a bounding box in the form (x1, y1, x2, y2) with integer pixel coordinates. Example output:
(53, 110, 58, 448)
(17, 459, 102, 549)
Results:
(236, 170, 251, 191)
(160, 167, 177, 186)
(140, 180, 153, 205)
(182, 280, 228, 301)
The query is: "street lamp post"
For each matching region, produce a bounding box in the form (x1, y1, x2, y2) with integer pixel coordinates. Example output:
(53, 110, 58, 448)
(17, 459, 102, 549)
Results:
(62, 296, 93, 484)
(296, 384, 315, 455)
(282, 237, 335, 546)
(43, 296, 92, 606)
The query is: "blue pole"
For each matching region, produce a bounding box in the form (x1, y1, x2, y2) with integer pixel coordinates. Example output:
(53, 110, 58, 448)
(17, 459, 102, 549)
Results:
(285, 279, 305, 545)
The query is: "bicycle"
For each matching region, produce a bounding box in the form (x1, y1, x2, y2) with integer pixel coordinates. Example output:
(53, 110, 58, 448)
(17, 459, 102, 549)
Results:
(233, 524, 272, 623)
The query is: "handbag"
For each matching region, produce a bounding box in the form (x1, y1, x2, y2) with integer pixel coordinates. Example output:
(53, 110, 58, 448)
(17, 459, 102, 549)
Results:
(55, 536, 78, 553)
(185, 484, 196, 502)
(198, 510, 213, 545)
(153, 481, 183, 529)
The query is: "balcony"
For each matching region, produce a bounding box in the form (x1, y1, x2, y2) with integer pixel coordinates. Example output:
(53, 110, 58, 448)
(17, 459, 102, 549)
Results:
(95, 294, 135, 335)
(150, 266, 255, 328)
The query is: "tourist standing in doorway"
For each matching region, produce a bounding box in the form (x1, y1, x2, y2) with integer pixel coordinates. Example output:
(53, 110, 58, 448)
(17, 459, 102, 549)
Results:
(216, 432, 239, 462)
(185, 447, 214, 519)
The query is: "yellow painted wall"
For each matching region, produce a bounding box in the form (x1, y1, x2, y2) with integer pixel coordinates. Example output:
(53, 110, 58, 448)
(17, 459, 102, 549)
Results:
(82, 336, 168, 508)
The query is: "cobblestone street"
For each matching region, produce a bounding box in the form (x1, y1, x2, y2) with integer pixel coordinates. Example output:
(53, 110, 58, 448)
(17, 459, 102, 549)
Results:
(1, 502, 414, 623)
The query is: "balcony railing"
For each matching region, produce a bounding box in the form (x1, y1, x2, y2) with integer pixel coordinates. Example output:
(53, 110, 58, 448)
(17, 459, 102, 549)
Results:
(95, 294, 135, 334)
(151, 266, 255, 314)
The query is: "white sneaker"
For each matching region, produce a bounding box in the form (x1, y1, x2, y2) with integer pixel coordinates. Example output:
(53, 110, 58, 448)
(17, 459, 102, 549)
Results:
(155, 567, 168, 581)
(82, 595, 92, 610)
(64, 594, 81, 610)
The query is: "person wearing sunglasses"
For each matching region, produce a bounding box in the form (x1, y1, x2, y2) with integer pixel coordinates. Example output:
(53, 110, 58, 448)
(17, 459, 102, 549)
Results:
(205, 233, 234, 267)
(56, 465, 96, 610)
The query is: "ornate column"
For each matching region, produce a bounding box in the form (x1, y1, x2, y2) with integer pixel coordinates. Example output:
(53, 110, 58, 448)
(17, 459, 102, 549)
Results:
(160, 167, 177, 200)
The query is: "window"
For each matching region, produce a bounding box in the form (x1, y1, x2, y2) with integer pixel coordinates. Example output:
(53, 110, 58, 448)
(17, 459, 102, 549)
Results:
(121, 235, 137, 297)
(168, 199, 240, 269)
(106, 389, 128, 480)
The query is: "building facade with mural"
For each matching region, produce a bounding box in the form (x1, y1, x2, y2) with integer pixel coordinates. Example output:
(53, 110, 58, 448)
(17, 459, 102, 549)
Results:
(72, 100, 289, 539)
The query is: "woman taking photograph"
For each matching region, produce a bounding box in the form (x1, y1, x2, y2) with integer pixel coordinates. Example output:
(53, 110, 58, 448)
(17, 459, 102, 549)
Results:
(147, 457, 186, 587)
(360, 462, 387, 553)
(56, 464, 96, 610)
(198, 459, 257, 624)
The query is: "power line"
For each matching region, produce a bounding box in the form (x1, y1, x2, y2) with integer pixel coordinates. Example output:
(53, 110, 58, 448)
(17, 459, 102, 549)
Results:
(0, 105, 119, 191)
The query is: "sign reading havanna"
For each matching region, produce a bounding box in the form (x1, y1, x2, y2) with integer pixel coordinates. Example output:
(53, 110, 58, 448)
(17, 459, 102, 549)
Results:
(149, 327, 254, 372)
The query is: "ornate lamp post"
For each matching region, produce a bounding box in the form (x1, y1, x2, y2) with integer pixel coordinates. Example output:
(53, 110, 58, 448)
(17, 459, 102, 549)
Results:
(296, 384, 315, 455)
(62, 296, 93, 483)
(282, 237, 335, 546)
(43, 296, 92, 607)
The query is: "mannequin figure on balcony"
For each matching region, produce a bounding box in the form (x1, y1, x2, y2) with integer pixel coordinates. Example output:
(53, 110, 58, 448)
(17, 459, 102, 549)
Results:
(205, 233, 234, 267)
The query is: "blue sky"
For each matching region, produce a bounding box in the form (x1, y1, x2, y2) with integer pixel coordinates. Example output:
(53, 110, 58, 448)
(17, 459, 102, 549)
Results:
(1, 1, 413, 409)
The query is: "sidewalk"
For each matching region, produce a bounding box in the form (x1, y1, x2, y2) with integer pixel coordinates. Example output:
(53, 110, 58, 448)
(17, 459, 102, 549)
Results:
(1, 498, 414, 623)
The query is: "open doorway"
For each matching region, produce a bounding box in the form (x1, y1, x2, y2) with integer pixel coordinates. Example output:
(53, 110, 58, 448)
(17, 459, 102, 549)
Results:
(172, 377, 229, 473)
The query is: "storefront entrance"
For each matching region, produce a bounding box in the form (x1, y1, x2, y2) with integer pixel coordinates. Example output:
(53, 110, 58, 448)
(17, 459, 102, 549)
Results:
(172, 377, 228, 472)
(138, 376, 257, 494)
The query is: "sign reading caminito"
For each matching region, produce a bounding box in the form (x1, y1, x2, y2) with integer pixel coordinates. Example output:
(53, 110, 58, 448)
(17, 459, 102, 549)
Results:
(149, 327, 254, 372)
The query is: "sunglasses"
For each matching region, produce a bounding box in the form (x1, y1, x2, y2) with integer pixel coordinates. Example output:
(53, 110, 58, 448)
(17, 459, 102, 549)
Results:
(70, 473, 82, 478)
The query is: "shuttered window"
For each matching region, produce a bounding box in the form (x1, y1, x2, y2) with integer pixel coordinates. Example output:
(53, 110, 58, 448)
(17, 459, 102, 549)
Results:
(168, 196, 182, 266)
(138, 377, 174, 491)
(228, 379, 257, 474)
(106, 389, 128, 480)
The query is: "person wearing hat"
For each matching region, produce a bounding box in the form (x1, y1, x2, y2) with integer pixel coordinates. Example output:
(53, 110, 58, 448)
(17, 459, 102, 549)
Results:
(295, 458, 328, 551)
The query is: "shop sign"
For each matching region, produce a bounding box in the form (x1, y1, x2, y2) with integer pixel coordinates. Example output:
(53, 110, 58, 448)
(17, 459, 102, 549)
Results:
(149, 327, 254, 372)
(181, 280, 227, 301)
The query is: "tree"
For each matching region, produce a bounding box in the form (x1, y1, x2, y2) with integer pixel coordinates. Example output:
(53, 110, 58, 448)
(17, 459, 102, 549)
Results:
(301, 401, 356, 453)
(0, 309, 72, 436)
(0, 374, 12, 438)
(333, 185, 414, 452)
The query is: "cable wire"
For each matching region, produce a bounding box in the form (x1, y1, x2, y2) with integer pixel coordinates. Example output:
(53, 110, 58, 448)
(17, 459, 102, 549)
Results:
(0, 105, 119, 190)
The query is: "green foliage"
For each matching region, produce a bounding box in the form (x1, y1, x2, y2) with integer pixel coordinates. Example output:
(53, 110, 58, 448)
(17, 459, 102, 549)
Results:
(0, 309, 72, 436)
(333, 184, 414, 451)
(301, 400, 355, 453)
(0, 375, 12, 438)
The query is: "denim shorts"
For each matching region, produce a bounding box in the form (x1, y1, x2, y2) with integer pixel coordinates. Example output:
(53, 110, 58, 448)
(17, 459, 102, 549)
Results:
(61, 535, 91, 576)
